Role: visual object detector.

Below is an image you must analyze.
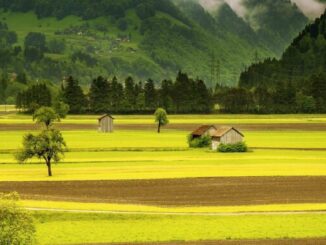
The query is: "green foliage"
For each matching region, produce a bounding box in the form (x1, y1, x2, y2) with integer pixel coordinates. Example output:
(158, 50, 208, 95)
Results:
(188, 135, 211, 148)
(0, 193, 36, 245)
(53, 101, 69, 119)
(238, 10, 326, 113)
(62, 76, 88, 114)
(218, 142, 248, 153)
(16, 83, 52, 112)
(154, 108, 169, 133)
(16, 129, 67, 176)
(33, 107, 60, 129)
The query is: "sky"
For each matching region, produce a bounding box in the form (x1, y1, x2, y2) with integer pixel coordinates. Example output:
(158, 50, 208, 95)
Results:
(198, 0, 326, 18)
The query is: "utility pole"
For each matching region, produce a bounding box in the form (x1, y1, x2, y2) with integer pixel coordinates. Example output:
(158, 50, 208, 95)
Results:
(210, 53, 221, 87)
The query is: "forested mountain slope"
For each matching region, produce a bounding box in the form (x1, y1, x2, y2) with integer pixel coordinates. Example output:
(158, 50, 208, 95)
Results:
(238, 10, 326, 112)
(0, 0, 313, 91)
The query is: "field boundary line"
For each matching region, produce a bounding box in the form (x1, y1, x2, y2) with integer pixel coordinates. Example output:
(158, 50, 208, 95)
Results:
(25, 207, 326, 216)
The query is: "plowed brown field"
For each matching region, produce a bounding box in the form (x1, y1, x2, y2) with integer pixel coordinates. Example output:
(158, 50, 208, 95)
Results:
(1, 177, 326, 206)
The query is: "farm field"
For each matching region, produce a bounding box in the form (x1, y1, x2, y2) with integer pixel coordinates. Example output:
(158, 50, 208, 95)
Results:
(1, 113, 326, 244)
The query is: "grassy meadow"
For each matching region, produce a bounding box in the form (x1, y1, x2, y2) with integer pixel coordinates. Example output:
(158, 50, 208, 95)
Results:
(1, 112, 326, 244)
(33, 212, 326, 244)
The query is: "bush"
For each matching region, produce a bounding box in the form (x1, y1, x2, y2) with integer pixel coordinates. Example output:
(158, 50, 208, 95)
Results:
(218, 142, 248, 153)
(188, 134, 211, 148)
(0, 192, 36, 245)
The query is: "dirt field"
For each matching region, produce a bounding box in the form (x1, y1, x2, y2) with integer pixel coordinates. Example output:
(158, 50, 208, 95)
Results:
(1, 123, 326, 131)
(1, 177, 326, 206)
(76, 238, 326, 245)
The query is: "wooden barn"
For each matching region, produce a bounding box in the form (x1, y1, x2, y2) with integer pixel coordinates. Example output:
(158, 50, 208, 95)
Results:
(191, 125, 218, 138)
(211, 127, 244, 150)
(98, 114, 114, 133)
(191, 125, 244, 150)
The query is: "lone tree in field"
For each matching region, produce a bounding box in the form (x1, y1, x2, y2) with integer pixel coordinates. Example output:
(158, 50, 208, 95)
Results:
(16, 129, 67, 177)
(33, 106, 60, 129)
(154, 108, 169, 133)
(16, 106, 67, 177)
(0, 192, 36, 245)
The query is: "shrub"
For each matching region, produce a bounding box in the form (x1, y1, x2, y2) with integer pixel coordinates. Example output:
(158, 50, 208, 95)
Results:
(188, 134, 211, 148)
(0, 192, 36, 245)
(218, 142, 248, 153)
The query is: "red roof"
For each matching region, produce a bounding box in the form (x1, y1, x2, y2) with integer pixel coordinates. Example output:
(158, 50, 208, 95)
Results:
(191, 125, 216, 136)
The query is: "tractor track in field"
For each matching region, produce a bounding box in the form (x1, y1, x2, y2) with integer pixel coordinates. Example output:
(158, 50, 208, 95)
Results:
(1, 177, 326, 206)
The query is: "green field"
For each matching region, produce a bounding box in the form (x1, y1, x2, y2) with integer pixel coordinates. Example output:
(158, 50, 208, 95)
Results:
(2, 113, 326, 124)
(1, 149, 326, 181)
(1, 114, 326, 244)
(33, 212, 326, 244)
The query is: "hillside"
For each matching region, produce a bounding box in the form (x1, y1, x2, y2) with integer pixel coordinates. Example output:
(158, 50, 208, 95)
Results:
(0, 0, 313, 92)
(238, 9, 326, 112)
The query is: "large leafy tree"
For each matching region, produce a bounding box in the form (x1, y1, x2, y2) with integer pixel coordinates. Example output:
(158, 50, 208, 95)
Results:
(0, 193, 36, 245)
(16, 129, 67, 177)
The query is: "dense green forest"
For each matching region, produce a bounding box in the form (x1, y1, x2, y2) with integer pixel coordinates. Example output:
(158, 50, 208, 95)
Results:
(15, 72, 212, 114)
(0, 0, 311, 102)
(237, 10, 326, 113)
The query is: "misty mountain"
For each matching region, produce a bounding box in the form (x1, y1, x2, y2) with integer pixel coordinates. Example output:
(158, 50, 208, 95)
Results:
(0, 0, 321, 88)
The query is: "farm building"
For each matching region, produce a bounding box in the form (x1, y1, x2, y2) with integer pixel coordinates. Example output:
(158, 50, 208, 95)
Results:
(191, 125, 244, 150)
(98, 114, 114, 133)
(191, 125, 218, 138)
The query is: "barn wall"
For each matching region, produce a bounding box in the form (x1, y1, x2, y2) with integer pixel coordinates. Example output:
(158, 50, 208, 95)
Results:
(99, 117, 113, 133)
(220, 129, 243, 144)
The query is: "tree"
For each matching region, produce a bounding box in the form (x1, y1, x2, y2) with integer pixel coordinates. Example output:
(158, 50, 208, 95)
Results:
(144, 79, 156, 111)
(33, 107, 60, 129)
(154, 108, 169, 133)
(16, 129, 67, 177)
(53, 101, 69, 119)
(0, 192, 36, 245)
(89, 76, 110, 113)
(62, 76, 88, 114)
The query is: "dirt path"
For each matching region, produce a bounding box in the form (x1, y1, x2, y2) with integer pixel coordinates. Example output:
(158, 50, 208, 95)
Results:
(2, 177, 326, 206)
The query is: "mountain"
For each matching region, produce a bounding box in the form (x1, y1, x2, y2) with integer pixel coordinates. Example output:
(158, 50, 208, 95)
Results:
(239, 9, 326, 111)
(0, 0, 315, 90)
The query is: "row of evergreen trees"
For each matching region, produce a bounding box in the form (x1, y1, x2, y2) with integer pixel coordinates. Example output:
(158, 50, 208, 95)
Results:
(16, 72, 213, 114)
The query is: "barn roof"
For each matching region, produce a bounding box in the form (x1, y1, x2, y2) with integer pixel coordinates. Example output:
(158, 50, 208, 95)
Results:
(98, 114, 114, 121)
(191, 125, 216, 136)
(213, 126, 244, 137)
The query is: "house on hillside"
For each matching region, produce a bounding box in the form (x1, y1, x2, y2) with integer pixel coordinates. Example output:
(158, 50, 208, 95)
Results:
(98, 114, 114, 133)
(191, 125, 244, 150)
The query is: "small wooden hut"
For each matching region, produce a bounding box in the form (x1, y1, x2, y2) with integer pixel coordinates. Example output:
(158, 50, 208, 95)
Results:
(98, 114, 114, 133)
(211, 127, 244, 150)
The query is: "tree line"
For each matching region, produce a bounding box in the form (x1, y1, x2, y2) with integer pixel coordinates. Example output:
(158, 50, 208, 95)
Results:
(16, 72, 213, 114)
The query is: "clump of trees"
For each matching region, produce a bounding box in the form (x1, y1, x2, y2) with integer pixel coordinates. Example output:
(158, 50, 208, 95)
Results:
(16, 71, 213, 115)
(0, 192, 36, 245)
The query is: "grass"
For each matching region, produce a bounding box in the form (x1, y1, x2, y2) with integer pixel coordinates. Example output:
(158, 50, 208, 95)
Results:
(1, 129, 326, 151)
(33, 212, 326, 244)
(21, 200, 326, 214)
(1, 149, 326, 181)
(2, 113, 326, 124)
